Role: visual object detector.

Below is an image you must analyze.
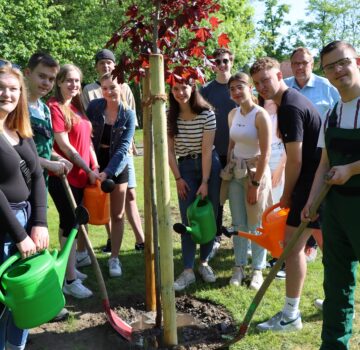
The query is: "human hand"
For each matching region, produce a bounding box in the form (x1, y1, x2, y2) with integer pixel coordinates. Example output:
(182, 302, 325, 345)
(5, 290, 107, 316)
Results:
(271, 167, 283, 188)
(247, 184, 259, 205)
(279, 194, 291, 209)
(49, 161, 67, 176)
(326, 165, 352, 185)
(59, 158, 73, 174)
(196, 183, 208, 200)
(88, 169, 100, 185)
(30, 226, 49, 251)
(176, 178, 190, 200)
(16, 236, 37, 259)
(99, 172, 108, 182)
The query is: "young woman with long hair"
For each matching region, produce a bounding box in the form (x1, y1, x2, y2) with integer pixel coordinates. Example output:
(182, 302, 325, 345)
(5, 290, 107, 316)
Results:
(0, 62, 49, 349)
(168, 80, 221, 292)
(48, 64, 99, 299)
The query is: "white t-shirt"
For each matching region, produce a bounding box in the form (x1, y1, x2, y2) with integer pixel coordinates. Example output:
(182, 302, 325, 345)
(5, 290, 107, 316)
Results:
(317, 97, 360, 148)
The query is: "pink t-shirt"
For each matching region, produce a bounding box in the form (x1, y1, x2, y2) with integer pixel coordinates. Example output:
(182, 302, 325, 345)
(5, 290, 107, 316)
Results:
(47, 97, 94, 188)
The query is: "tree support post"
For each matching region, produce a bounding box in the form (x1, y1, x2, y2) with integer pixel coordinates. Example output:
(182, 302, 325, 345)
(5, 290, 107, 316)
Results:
(150, 53, 177, 346)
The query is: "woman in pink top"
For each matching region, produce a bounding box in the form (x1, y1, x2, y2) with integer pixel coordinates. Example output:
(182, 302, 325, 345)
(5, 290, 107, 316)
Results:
(227, 72, 272, 290)
(48, 64, 99, 299)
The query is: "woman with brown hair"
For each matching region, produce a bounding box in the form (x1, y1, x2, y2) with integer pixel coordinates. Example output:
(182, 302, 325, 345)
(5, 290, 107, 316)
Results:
(48, 64, 99, 299)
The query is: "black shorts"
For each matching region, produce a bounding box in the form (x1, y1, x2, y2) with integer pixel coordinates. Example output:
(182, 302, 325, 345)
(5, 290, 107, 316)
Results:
(287, 181, 320, 229)
(111, 164, 129, 184)
(98, 148, 129, 184)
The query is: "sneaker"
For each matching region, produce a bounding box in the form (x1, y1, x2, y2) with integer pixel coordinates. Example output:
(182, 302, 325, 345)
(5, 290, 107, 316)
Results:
(63, 279, 93, 299)
(198, 264, 216, 283)
(266, 258, 278, 268)
(229, 266, 244, 286)
(174, 270, 196, 291)
(108, 257, 122, 277)
(305, 246, 318, 263)
(135, 242, 145, 251)
(208, 237, 221, 260)
(102, 239, 111, 254)
(75, 268, 87, 281)
(76, 251, 91, 268)
(250, 270, 263, 290)
(51, 307, 69, 322)
(314, 299, 323, 311)
(275, 270, 286, 280)
(256, 311, 303, 332)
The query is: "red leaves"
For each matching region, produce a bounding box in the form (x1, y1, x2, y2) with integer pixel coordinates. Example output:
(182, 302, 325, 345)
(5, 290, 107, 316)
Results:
(218, 33, 230, 48)
(108, 0, 232, 84)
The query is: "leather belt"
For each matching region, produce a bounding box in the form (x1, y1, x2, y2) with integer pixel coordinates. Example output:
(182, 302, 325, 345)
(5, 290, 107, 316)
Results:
(178, 153, 201, 162)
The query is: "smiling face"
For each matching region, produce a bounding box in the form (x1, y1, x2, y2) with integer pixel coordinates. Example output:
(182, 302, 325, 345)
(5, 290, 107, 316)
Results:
(171, 82, 193, 106)
(101, 77, 121, 103)
(96, 59, 115, 76)
(229, 78, 252, 105)
(0, 72, 21, 119)
(290, 50, 313, 87)
(58, 69, 81, 101)
(25, 63, 58, 100)
(322, 45, 360, 93)
(214, 52, 233, 77)
(252, 68, 282, 101)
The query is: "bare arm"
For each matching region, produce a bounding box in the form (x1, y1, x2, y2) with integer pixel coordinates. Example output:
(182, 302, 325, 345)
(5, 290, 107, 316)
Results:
(227, 108, 236, 162)
(280, 141, 302, 208)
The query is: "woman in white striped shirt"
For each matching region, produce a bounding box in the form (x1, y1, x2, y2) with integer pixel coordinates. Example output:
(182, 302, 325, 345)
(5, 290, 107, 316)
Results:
(167, 81, 221, 292)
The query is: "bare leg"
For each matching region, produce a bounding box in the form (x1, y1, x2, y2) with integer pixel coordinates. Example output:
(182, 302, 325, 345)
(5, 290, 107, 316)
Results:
(110, 182, 128, 258)
(125, 187, 144, 244)
(284, 226, 312, 298)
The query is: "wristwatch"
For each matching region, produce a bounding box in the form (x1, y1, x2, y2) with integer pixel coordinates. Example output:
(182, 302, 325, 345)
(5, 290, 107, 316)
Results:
(251, 180, 260, 187)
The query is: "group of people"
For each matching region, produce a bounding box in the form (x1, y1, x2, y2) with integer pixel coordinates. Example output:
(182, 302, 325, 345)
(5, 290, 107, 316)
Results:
(0, 39, 359, 350)
(0, 49, 145, 349)
(169, 41, 360, 350)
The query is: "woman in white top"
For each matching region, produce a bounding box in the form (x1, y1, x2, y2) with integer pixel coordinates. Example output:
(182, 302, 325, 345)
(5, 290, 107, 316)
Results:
(227, 72, 272, 290)
(167, 81, 221, 292)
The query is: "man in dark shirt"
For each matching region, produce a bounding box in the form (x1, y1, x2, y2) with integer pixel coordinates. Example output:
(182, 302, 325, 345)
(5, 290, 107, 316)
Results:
(250, 57, 321, 332)
(200, 48, 237, 256)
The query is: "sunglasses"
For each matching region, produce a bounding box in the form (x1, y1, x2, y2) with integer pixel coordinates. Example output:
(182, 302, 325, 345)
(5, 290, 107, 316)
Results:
(215, 58, 230, 66)
(0, 59, 21, 70)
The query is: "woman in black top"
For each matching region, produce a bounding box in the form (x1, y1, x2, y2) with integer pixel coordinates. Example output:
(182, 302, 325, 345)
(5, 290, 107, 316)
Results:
(0, 62, 49, 349)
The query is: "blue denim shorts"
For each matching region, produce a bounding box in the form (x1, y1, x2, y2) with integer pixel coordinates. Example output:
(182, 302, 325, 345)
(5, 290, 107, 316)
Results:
(127, 155, 136, 188)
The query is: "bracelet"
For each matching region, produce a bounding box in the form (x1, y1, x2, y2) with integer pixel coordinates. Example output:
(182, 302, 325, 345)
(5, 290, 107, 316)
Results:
(175, 176, 182, 181)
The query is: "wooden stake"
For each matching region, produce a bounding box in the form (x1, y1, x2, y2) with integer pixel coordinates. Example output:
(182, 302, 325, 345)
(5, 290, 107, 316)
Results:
(150, 53, 177, 346)
(142, 69, 156, 312)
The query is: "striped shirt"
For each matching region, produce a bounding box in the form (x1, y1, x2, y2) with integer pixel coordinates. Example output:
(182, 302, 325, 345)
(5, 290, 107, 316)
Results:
(174, 110, 216, 157)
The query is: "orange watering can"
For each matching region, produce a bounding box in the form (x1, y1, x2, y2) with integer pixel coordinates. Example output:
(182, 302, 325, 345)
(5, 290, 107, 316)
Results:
(234, 203, 290, 258)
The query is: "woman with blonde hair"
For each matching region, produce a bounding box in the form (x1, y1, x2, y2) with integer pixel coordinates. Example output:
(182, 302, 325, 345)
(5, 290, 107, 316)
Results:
(227, 72, 272, 290)
(0, 61, 49, 349)
(48, 64, 99, 299)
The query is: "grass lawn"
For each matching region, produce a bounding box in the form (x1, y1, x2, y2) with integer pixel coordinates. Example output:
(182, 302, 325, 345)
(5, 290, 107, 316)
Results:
(45, 129, 360, 349)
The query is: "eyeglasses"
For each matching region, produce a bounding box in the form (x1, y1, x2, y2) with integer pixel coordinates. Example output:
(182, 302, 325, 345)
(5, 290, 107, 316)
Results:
(0, 59, 21, 70)
(215, 58, 230, 66)
(322, 57, 357, 73)
(291, 60, 311, 67)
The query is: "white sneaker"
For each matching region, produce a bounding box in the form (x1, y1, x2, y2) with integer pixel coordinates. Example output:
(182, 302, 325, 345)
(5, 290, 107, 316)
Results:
(250, 270, 263, 291)
(256, 311, 303, 332)
(174, 270, 196, 291)
(63, 279, 93, 299)
(229, 266, 244, 286)
(208, 239, 221, 260)
(314, 298, 323, 311)
(75, 268, 87, 281)
(108, 257, 122, 277)
(198, 264, 216, 283)
(76, 251, 91, 268)
(305, 246, 318, 263)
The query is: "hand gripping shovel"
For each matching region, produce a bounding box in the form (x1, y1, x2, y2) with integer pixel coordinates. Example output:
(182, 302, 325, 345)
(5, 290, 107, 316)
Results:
(61, 175, 132, 340)
(218, 182, 331, 349)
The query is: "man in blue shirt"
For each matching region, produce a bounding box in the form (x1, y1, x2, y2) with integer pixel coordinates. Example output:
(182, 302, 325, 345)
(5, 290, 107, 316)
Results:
(285, 47, 340, 263)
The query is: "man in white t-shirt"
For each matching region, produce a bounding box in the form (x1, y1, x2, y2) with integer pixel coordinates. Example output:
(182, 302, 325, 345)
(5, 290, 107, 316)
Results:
(302, 41, 360, 350)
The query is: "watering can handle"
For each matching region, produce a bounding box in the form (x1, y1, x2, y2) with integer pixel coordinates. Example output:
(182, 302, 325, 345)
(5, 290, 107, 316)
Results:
(0, 252, 21, 302)
(263, 203, 289, 223)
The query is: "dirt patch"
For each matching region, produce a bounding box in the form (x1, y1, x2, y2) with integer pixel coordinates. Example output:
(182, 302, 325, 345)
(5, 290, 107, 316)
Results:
(27, 295, 235, 350)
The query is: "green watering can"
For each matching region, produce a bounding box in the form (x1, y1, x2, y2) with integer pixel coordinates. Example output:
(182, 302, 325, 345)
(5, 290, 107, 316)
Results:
(173, 195, 216, 244)
(0, 206, 89, 329)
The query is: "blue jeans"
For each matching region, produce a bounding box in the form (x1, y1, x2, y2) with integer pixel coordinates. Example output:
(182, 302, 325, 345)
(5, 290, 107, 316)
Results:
(178, 151, 221, 269)
(229, 177, 267, 270)
(0, 203, 29, 350)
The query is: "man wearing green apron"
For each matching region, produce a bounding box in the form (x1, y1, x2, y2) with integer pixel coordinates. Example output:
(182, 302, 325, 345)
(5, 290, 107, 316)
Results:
(302, 41, 360, 349)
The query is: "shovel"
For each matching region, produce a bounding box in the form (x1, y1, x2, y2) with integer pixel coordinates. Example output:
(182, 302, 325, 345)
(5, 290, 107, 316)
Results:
(60, 175, 132, 341)
(219, 182, 331, 349)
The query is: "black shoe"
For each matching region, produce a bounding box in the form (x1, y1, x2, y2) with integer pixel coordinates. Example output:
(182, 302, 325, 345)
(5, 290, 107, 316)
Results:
(135, 242, 145, 251)
(102, 239, 111, 253)
(51, 308, 69, 322)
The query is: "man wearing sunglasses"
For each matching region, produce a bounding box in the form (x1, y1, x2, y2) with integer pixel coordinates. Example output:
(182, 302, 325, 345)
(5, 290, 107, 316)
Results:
(285, 47, 340, 264)
(200, 48, 237, 257)
(302, 41, 360, 350)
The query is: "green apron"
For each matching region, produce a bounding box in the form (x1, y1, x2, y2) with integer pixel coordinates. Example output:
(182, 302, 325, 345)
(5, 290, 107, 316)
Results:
(321, 103, 360, 350)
